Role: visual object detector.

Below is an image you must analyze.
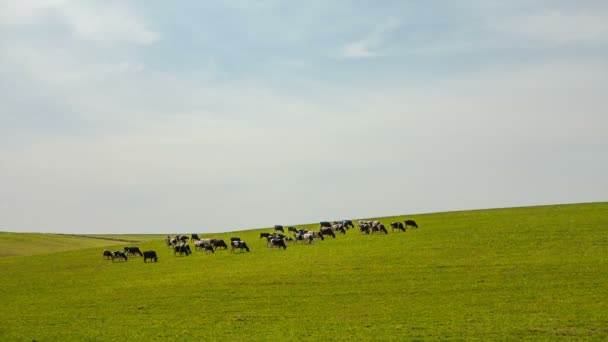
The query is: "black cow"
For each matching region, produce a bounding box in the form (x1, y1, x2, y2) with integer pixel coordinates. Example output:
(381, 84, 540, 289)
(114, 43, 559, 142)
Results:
(320, 221, 331, 228)
(230, 237, 241, 242)
(405, 220, 419, 229)
(191, 234, 200, 241)
(320, 227, 336, 238)
(391, 222, 405, 232)
(102, 249, 112, 260)
(123, 246, 143, 256)
(287, 226, 298, 233)
(231, 240, 250, 253)
(177, 235, 189, 243)
(260, 232, 272, 239)
(274, 225, 284, 233)
(174, 244, 191, 256)
(212, 239, 228, 250)
(143, 250, 158, 263)
(342, 220, 354, 229)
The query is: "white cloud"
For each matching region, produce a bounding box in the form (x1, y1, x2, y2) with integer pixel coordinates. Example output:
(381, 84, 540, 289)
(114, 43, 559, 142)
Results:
(491, 9, 608, 45)
(0, 0, 159, 45)
(341, 17, 401, 58)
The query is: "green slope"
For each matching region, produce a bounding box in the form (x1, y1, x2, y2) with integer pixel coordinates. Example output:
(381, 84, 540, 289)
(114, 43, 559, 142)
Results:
(0, 233, 136, 258)
(0, 202, 606, 341)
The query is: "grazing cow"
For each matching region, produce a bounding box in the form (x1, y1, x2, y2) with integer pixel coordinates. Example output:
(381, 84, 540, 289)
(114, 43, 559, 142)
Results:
(143, 250, 158, 263)
(166, 237, 177, 248)
(102, 249, 112, 260)
(294, 231, 313, 244)
(405, 220, 419, 229)
(269, 238, 287, 250)
(332, 223, 346, 235)
(342, 220, 354, 229)
(260, 232, 272, 239)
(111, 251, 128, 262)
(311, 231, 324, 241)
(391, 222, 405, 232)
(287, 226, 298, 233)
(230, 237, 241, 243)
(359, 221, 371, 234)
(320, 227, 336, 238)
(191, 234, 200, 241)
(174, 244, 191, 256)
(231, 240, 250, 253)
(123, 246, 143, 257)
(301, 232, 316, 244)
(212, 239, 228, 250)
(274, 225, 284, 233)
(372, 223, 388, 234)
(320, 221, 331, 228)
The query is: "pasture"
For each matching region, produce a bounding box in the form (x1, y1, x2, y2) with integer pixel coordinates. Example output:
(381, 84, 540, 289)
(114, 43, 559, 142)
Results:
(1, 202, 607, 340)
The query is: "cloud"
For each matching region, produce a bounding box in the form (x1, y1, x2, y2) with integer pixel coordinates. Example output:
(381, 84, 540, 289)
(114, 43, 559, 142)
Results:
(491, 9, 608, 45)
(0, 0, 159, 45)
(341, 17, 401, 58)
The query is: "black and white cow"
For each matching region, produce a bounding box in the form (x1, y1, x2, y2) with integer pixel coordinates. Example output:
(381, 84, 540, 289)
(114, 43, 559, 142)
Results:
(174, 243, 191, 256)
(231, 240, 250, 253)
(391, 222, 405, 232)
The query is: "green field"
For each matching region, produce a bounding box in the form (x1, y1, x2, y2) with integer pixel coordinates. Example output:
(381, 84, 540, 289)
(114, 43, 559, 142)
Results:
(1, 203, 607, 340)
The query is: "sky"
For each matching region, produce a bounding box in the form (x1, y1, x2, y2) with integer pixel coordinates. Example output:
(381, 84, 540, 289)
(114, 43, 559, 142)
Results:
(1, 0, 607, 234)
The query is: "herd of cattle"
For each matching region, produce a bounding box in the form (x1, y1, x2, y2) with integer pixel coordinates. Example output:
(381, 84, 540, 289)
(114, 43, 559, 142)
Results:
(102, 219, 419, 263)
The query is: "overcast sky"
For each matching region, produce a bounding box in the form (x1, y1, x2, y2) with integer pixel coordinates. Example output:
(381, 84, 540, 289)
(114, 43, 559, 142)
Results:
(1, 0, 606, 234)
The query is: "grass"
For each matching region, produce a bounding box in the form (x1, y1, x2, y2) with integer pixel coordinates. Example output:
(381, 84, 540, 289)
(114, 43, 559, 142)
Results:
(0, 202, 607, 340)
(0, 233, 134, 258)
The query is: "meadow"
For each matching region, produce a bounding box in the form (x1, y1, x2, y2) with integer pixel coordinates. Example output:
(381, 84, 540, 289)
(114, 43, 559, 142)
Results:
(1, 203, 607, 340)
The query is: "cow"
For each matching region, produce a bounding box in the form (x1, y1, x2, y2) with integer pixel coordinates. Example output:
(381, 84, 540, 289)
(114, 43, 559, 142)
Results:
(177, 235, 189, 243)
(372, 223, 388, 234)
(274, 225, 284, 233)
(268, 238, 287, 250)
(111, 251, 128, 262)
(391, 222, 405, 232)
(342, 220, 354, 229)
(287, 226, 298, 233)
(301, 232, 316, 244)
(320, 221, 331, 229)
(230, 237, 241, 242)
(212, 239, 228, 250)
(231, 240, 250, 253)
(191, 234, 200, 241)
(102, 249, 112, 260)
(332, 223, 346, 234)
(166, 236, 178, 248)
(320, 227, 336, 238)
(174, 244, 191, 256)
(405, 220, 419, 229)
(123, 246, 143, 257)
(143, 250, 158, 263)
(359, 221, 371, 234)
(260, 232, 272, 239)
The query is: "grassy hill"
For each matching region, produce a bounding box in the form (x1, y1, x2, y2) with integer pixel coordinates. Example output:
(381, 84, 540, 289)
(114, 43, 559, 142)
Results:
(0, 202, 606, 340)
(0, 233, 139, 258)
